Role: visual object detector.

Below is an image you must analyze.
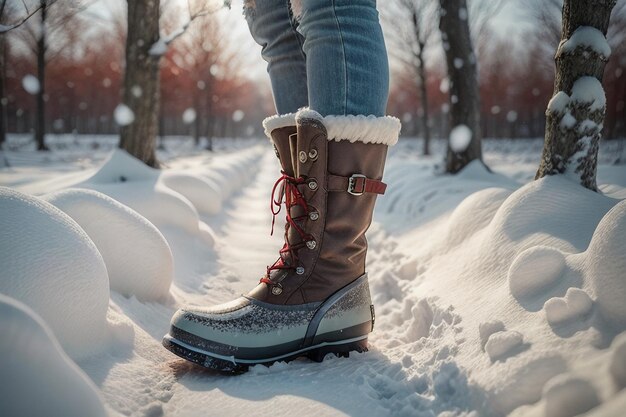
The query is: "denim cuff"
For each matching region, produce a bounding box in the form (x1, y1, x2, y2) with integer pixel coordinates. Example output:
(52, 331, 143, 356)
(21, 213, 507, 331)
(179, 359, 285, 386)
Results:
(296, 108, 400, 146)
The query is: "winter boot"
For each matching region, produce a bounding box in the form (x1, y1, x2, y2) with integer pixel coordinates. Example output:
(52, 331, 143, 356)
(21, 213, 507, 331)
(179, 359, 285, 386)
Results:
(163, 109, 400, 371)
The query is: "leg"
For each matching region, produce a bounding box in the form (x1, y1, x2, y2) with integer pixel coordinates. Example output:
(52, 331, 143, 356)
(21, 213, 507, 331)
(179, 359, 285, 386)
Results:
(244, 0, 309, 114)
(296, 0, 389, 116)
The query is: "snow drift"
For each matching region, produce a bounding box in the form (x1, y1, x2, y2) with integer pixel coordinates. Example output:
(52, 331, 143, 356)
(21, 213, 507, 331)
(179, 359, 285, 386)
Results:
(0, 295, 108, 417)
(0, 186, 110, 359)
(43, 188, 174, 302)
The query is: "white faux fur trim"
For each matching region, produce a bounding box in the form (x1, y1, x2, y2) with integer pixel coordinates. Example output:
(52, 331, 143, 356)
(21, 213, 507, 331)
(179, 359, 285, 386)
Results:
(262, 113, 296, 140)
(290, 0, 303, 20)
(295, 108, 401, 146)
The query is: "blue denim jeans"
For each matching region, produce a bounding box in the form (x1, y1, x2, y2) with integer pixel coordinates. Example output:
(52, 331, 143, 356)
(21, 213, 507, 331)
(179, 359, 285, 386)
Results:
(244, 0, 389, 117)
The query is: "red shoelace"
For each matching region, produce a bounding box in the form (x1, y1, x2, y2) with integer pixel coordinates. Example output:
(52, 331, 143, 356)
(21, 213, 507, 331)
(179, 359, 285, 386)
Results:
(260, 171, 313, 285)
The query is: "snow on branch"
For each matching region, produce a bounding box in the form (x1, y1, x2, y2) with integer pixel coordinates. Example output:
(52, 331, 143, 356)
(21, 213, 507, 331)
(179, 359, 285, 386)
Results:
(149, 0, 228, 56)
(570, 76, 606, 112)
(557, 26, 612, 59)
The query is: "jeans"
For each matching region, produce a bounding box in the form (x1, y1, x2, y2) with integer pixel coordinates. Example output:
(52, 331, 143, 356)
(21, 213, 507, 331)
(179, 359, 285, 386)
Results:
(244, 0, 389, 117)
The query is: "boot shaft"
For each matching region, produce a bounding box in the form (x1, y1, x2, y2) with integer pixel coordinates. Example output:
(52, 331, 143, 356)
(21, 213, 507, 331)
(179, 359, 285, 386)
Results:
(257, 110, 400, 305)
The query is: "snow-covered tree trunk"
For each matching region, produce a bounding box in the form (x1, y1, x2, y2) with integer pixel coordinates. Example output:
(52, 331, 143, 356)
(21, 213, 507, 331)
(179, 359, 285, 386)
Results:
(439, 0, 482, 173)
(119, 0, 161, 168)
(536, 0, 617, 190)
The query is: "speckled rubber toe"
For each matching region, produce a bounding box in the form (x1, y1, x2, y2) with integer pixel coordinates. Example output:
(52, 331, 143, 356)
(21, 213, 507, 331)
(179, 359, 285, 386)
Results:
(162, 274, 374, 370)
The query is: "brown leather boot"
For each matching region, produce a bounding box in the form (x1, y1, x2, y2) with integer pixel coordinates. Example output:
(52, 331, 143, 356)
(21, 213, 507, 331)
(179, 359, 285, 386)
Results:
(163, 110, 400, 371)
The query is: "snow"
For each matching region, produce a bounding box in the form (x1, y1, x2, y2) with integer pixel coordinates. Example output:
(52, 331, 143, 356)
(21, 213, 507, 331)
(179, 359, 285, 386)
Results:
(182, 108, 196, 124)
(585, 200, 626, 328)
(114, 104, 135, 126)
(43, 188, 174, 302)
(1, 135, 625, 416)
(454, 58, 464, 69)
(149, 38, 168, 56)
(610, 333, 626, 388)
(507, 111, 518, 123)
(570, 76, 607, 112)
(232, 109, 245, 122)
(484, 330, 525, 361)
(440, 77, 450, 93)
(560, 111, 577, 129)
(0, 186, 111, 359)
(0, 295, 109, 417)
(22, 74, 40, 95)
(559, 26, 611, 58)
(547, 91, 570, 115)
(544, 287, 593, 325)
(508, 246, 566, 299)
(449, 124, 472, 152)
(543, 374, 600, 417)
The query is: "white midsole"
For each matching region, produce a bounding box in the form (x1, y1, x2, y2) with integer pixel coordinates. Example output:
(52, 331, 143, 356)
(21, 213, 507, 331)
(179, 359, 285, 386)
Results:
(164, 334, 368, 365)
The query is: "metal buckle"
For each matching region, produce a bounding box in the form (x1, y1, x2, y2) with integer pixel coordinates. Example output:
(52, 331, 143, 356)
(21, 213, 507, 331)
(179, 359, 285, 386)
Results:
(347, 174, 367, 196)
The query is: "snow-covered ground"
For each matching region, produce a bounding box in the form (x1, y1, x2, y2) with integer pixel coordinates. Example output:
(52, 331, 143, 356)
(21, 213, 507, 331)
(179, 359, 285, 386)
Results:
(1, 135, 625, 417)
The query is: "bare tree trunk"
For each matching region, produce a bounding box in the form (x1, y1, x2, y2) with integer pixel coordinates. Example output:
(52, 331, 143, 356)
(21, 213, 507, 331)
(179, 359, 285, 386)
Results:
(119, 0, 161, 168)
(35, 0, 48, 151)
(416, 44, 431, 155)
(439, 0, 482, 173)
(536, 0, 617, 190)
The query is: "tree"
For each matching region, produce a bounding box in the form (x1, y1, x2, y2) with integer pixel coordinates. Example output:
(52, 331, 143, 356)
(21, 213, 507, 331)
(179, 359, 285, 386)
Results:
(386, 0, 437, 155)
(535, 0, 618, 190)
(2, 0, 89, 150)
(439, 0, 482, 173)
(119, 0, 161, 167)
(119, 0, 225, 167)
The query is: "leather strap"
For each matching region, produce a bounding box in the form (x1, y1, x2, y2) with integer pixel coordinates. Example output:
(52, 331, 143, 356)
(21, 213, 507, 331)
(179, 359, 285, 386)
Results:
(327, 174, 387, 195)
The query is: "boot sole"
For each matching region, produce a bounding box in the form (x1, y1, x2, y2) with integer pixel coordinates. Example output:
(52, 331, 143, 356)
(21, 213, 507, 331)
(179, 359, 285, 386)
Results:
(162, 334, 368, 374)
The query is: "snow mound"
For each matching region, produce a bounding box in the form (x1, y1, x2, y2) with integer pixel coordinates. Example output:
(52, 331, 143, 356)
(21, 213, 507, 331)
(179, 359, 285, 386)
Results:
(544, 287, 593, 325)
(479, 319, 505, 349)
(484, 330, 524, 361)
(403, 299, 434, 341)
(585, 199, 626, 328)
(445, 187, 512, 247)
(0, 295, 108, 417)
(43, 188, 174, 301)
(508, 246, 566, 299)
(542, 374, 600, 417)
(85, 148, 158, 184)
(609, 332, 626, 388)
(160, 171, 222, 215)
(488, 176, 615, 253)
(0, 187, 110, 359)
(78, 149, 201, 234)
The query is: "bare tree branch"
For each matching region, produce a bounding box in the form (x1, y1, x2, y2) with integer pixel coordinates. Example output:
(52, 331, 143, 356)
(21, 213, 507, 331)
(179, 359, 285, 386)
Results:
(149, 0, 225, 56)
(0, 1, 48, 34)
